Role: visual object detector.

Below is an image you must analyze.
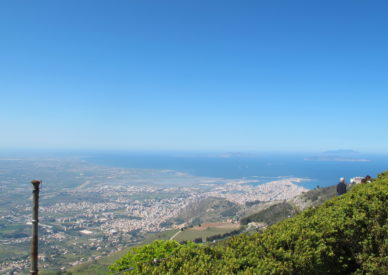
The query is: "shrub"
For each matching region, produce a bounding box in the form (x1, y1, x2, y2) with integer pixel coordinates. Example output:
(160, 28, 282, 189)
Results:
(108, 240, 197, 274)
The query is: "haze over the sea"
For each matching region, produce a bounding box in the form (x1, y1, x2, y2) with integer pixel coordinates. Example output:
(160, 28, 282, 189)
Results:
(85, 151, 388, 189)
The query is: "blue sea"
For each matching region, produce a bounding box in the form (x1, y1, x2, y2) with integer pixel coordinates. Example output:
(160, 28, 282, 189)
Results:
(84, 152, 388, 189)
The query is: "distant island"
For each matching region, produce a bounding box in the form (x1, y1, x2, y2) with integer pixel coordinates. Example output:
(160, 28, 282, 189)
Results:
(305, 149, 370, 162)
(321, 149, 359, 154)
(305, 156, 370, 162)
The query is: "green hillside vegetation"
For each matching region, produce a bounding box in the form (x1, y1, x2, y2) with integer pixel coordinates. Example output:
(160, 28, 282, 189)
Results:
(109, 240, 198, 274)
(171, 197, 240, 226)
(240, 202, 297, 226)
(110, 172, 388, 274)
(292, 184, 338, 211)
(239, 185, 339, 227)
(61, 229, 179, 275)
(173, 224, 242, 243)
(166, 185, 339, 231)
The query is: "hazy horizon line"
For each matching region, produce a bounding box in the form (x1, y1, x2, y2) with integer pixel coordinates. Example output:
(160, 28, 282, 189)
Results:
(1, 147, 388, 156)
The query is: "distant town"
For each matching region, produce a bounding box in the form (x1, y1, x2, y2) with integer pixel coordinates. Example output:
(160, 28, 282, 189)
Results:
(0, 158, 307, 273)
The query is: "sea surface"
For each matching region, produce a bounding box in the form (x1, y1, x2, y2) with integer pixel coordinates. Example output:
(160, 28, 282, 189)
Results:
(85, 152, 388, 189)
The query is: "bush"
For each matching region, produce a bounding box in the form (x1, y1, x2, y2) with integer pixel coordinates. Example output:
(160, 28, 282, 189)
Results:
(108, 240, 197, 274)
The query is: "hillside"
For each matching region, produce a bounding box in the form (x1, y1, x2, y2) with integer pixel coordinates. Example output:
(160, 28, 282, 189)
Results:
(170, 185, 338, 229)
(66, 184, 341, 274)
(292, 184, 338, 211)
(110, 172, 387, 274)
(170, 197, 241, 226)
(63, 229, 180, 275)
(240, 201, 297, 227)
(239, 184, 338, 229)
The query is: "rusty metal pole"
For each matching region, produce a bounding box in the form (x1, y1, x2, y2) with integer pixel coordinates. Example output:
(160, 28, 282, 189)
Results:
(31, 180, 41, 275)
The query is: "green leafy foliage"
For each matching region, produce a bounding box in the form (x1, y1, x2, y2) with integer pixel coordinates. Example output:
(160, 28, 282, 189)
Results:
(108, 240, 197, 274)
(111, 171, 388, 274)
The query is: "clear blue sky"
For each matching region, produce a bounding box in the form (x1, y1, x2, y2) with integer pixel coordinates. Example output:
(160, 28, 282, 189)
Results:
(1, 0, 387, 152)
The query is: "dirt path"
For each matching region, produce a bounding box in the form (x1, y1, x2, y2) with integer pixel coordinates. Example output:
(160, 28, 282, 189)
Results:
(170, 230, 181, 240)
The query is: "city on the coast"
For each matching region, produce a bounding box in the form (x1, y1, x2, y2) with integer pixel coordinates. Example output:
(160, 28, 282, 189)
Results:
(0, 159, 307, 273)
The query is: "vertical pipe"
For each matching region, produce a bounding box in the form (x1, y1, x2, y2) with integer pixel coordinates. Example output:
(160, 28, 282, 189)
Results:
(31, 180, 41, 275)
